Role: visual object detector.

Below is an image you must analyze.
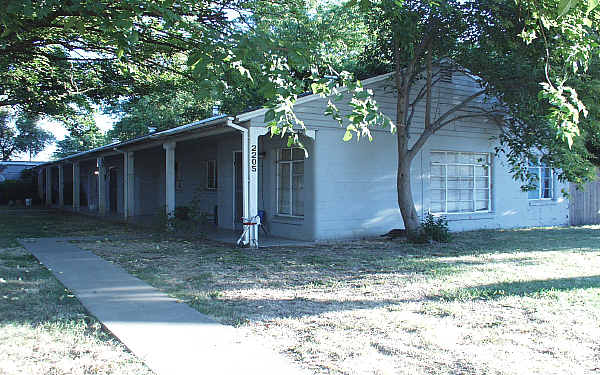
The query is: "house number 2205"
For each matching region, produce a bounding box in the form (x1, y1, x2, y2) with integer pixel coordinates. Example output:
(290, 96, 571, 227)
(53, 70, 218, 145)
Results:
(250, 145, 257, 172)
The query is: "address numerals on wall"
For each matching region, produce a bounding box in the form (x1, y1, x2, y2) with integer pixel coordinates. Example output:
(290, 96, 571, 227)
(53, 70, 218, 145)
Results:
(250, 144, 258, 173)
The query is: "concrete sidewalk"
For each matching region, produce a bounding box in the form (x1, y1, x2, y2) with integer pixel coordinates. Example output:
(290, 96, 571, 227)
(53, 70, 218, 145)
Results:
(19, 237, 306, 375)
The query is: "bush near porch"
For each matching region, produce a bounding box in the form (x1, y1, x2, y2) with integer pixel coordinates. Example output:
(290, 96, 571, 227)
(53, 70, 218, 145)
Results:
(78, 225, 600, 375)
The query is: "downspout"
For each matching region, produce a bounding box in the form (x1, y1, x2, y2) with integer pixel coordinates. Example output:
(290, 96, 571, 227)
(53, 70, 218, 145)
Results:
(225, 119, 249, 244)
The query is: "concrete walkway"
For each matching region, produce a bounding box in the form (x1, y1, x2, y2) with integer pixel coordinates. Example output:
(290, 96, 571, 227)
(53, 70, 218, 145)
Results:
(19, 237, 306, 375)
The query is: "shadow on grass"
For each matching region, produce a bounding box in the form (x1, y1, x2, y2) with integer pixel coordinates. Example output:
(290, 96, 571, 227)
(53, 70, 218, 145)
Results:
(441, 226, 600, 257)
(438, 275, 600, 302)
(185, 295, 421, 324)
(0, 207, 149, 247)
(0, 249, 92, 326)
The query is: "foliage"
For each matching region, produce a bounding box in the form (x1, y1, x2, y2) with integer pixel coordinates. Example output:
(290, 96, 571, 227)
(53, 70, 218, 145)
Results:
(264, 0, 600, 233)
(106, 79, 217, 141)
(14, 115, 54, 160)
(0, 0, 334, 127)
(459, 0, 600, 188)
(174, 206, 192, 221)
(408, 213, 451, 244)
(0, 111, 54, 160)
(0, 180, 38, 204)
(422, 213, 451, 243)
(516, 0, 600, 147)
(0, 111, 17, 161)
(53, 112, 108, 159)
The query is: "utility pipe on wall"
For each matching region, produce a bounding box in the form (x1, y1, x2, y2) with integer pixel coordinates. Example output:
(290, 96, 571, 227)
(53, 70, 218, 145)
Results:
(226, 119, 250, 245)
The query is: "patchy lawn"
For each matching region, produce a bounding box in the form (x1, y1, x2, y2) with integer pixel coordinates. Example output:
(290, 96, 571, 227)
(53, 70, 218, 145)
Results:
(79, 226, 600, 375)
(0, 208, 153, 375)
(0, 207, 143, 247)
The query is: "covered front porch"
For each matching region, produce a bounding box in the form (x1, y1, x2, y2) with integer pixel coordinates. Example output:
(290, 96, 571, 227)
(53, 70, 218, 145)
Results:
(38, 116, 316, 246)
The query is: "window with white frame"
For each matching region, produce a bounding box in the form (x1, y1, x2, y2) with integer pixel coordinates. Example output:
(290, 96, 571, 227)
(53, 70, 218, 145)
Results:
(206, 160, 217, 190)
(528, 163, 553, 200)
(277, 148, 304, 217)
(430, 151, 491, 213)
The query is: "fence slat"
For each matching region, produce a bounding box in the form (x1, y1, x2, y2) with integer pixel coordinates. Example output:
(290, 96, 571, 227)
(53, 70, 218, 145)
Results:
(570, 168, 600, 225)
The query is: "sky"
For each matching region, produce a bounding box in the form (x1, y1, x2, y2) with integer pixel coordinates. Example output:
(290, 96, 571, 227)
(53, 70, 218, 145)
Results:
(19, 112, 117, 162)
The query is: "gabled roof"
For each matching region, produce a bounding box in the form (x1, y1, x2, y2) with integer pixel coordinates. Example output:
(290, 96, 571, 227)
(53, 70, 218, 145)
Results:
(38, 72, 398, 168)
(235, 72, 394, 122)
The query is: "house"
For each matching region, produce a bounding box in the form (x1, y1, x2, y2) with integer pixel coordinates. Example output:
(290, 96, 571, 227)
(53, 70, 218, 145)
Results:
(0, 161, 44, 182)
(35, 72, 569, 243)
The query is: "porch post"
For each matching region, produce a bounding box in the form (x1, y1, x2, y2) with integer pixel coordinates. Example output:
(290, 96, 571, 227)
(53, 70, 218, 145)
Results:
(97, 157, 107, 216)
(248, 127, 268, 245)
(163, 142, 176, 219)
(58, 164, 64, 207)
(73, 162, 80, 211)
(45, 166, 52, 206)
(124, 151, 135, 219)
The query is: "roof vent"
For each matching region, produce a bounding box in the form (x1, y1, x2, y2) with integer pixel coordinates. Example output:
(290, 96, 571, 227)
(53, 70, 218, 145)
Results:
(440, 64, 453, 83)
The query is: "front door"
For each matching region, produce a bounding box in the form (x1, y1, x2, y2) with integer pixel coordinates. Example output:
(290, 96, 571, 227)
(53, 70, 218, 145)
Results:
(234, 151, 243, 228)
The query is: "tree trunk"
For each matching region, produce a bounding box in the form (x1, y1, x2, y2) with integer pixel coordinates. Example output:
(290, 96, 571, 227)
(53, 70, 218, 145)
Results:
(397, 132, 420, 234)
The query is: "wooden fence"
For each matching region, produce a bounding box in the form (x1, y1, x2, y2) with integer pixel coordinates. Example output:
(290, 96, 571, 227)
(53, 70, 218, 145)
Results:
(569, 169, 600, 226)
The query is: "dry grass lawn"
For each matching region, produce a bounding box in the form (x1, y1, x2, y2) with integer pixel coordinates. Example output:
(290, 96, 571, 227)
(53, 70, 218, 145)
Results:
(79, 226, 600, 375)
(0, 208, 153, 375)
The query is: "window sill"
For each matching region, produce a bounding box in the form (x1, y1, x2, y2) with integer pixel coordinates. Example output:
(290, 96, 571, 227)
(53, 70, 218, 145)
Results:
(432, 212, 495, 221)
(272, 215, 304, 225)
(528, 199, 557, 206)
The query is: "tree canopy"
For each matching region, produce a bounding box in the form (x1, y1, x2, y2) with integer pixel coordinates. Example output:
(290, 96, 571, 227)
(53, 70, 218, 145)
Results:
(2, 0, 600, 234)
(0, 112, 54, 161)
(293, 0, 600, 233)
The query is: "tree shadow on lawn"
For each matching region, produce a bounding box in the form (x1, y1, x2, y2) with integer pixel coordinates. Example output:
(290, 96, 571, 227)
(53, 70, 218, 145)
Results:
(444, 226, 600, 256)
(437, 275, 600, 302)
(186, 295, 423, 324)
(0, 208, 143, 248)
(0, 249, 101, 330)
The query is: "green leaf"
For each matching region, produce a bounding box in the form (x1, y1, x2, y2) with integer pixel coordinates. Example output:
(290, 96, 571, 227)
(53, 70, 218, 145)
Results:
(264, 109, 276, 123)
(558, 0, 579, 17)
(311, 82, 321, 94)
(587, 0, 599, 14)
(359, 0, 371, 11)
(187, 51, 203, 67)
(128, 31, 139, 44)
(354, 90, 369, 99)
(343, 130, 353, 141)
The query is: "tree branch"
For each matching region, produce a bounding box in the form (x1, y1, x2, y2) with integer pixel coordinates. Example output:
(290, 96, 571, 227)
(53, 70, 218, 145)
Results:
(430, 89, 487, 132)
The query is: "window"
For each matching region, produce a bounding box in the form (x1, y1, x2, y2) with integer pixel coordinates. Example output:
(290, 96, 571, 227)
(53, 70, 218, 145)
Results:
(431, 151, 491, 213)
(528, 163, 553, 200)
(206, 160, 217, 190)
(277, 148, 304, 217)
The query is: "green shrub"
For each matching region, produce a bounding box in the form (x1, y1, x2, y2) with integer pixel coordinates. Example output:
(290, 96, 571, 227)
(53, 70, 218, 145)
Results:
(174, 206, 191, 220)
(408, 213, 452, 243)
(422, 213, 451, 242)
